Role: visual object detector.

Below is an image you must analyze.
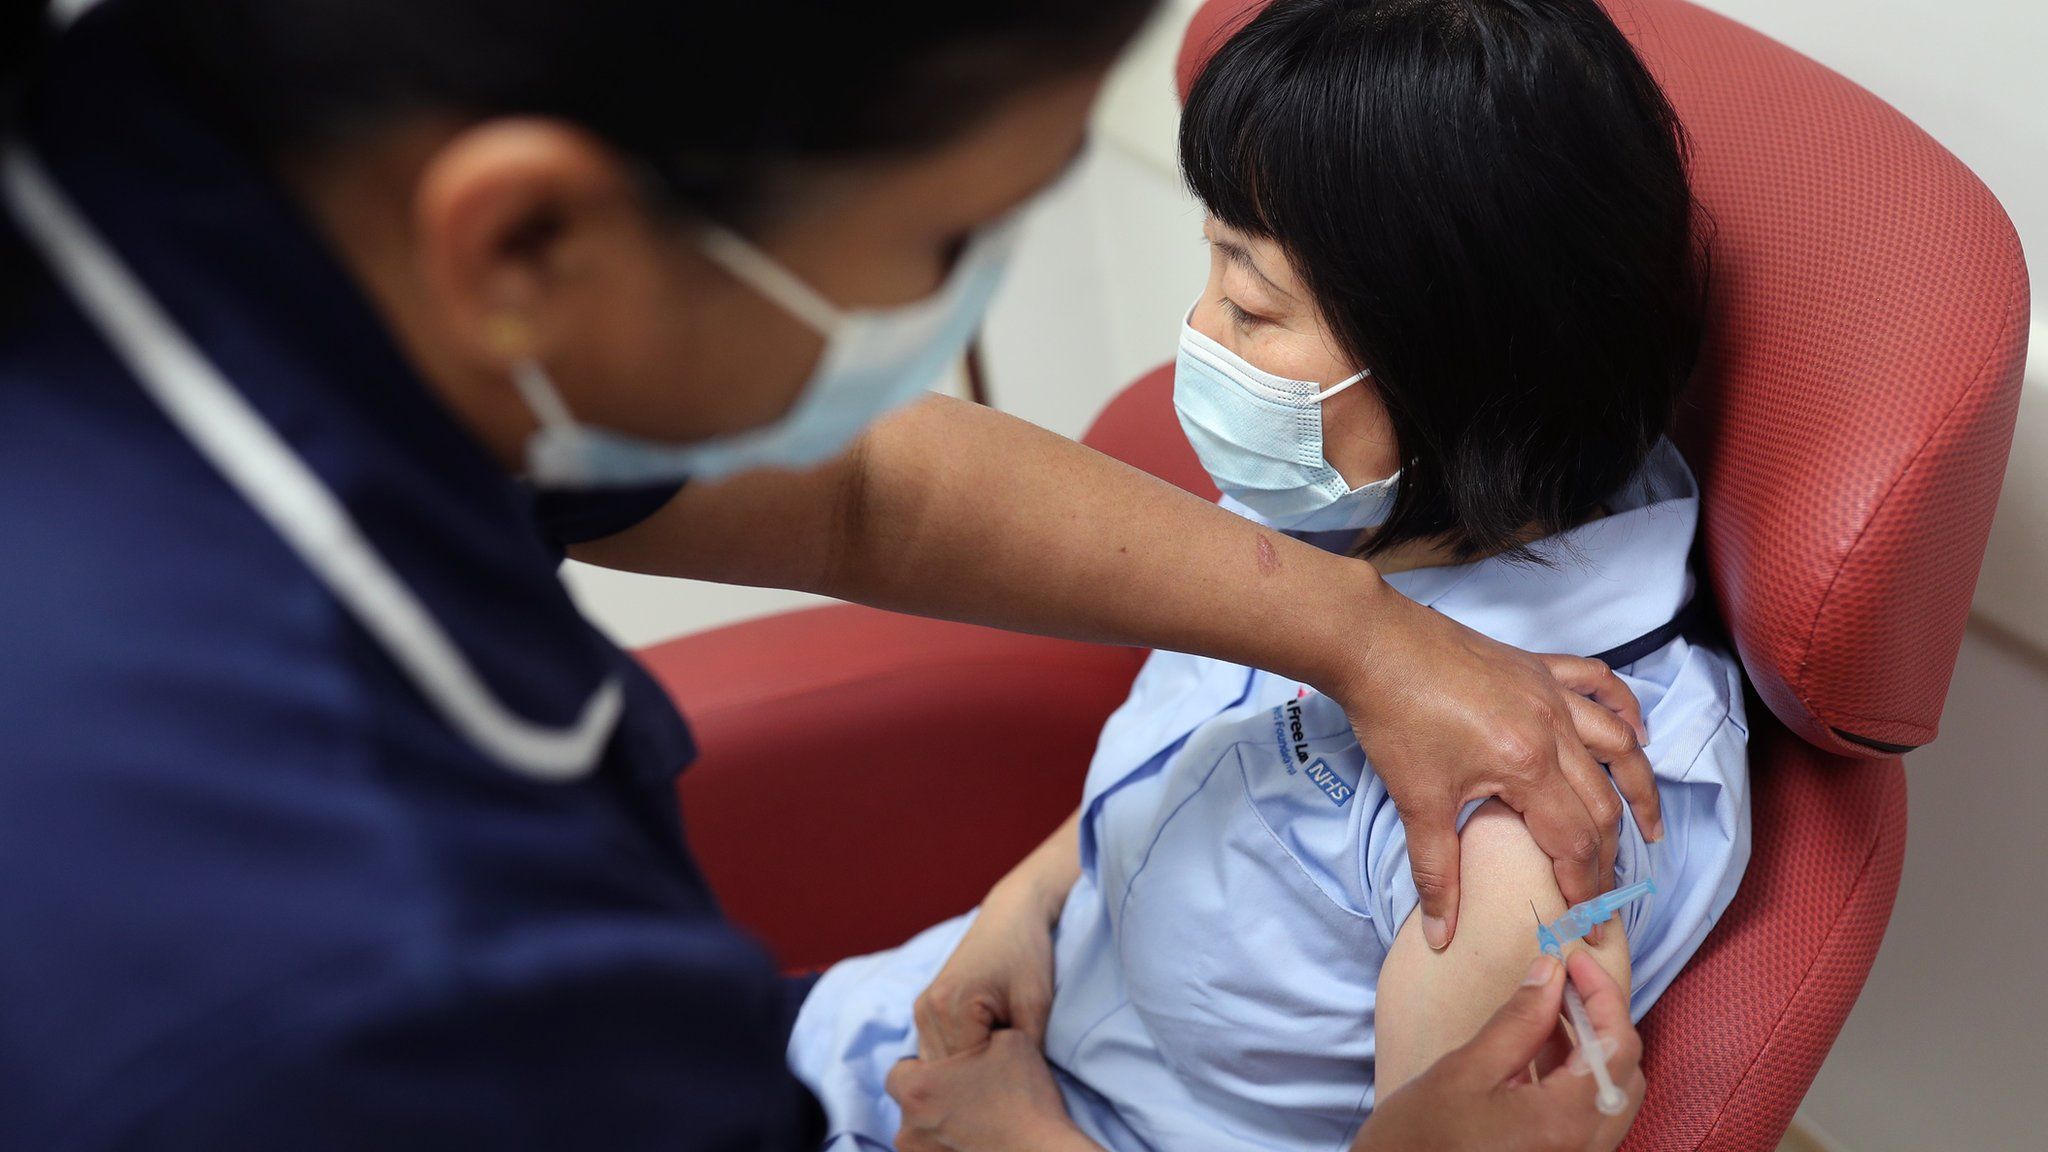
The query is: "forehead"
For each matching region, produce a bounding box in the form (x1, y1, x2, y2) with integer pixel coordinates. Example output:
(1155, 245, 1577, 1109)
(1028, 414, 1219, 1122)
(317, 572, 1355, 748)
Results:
(1205, 217, 1300, 292)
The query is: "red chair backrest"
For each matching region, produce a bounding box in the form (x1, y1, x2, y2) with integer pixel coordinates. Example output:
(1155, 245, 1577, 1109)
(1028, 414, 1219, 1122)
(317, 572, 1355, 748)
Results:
(1173, 0, 2030, 756)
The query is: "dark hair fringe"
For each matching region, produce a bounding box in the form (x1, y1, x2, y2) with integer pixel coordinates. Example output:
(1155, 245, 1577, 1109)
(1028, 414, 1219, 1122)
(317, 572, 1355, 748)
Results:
(1181, 0, 1710, 566)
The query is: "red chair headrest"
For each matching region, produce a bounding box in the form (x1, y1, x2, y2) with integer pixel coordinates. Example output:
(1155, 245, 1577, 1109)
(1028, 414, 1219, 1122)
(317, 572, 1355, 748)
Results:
(1172, 0, 2029, 756)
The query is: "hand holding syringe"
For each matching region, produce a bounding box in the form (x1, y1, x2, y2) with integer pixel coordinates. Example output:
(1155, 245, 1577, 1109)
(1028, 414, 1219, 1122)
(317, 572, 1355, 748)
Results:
(1535, 878, 1655, 1115)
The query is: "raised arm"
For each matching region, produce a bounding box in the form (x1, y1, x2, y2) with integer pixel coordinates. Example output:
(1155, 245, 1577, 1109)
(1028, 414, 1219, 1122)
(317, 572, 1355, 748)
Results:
(574, 394, 1658, 941)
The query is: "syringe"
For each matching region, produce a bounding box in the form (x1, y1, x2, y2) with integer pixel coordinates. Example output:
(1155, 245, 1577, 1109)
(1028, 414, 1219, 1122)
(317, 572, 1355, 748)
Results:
(1535, 878, 1656, 1116)
(1535, 877, 1655, 958)
(1562, 977, 1627, 1115)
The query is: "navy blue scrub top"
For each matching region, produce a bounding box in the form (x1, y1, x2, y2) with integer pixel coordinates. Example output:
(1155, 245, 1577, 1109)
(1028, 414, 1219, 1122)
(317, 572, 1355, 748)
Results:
(0, 6, 822, 1149)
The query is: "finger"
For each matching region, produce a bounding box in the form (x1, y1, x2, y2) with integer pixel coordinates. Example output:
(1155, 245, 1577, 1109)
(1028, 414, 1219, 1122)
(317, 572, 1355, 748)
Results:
(1531, 1016, 1577, 1081)
(1551, 736, 1618, 942)
(1456, 954, 1568, 1083)
(913, 985, 991, 1061)
(1511, 761, 1603, 911)
(1529, 1061, 1643, 1147)
(1011, 979, 1055, 1046)
(1542, 654, 1648, 745)
(1536, 1050, 1646, 1142)
(1567, 694, 1664, 845)
(1565, 951, 1642, 1076)
(1505, 1017, 1575, 1087)
(1552, 724, 1622, 865)
(1400, 804, 1462, 950)
(912, 994, 943, 1061)
(884, 1057, 923, 1110)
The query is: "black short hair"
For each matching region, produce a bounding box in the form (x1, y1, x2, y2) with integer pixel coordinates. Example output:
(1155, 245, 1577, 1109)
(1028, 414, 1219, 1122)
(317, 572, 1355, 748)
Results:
(1181, 0, 1708, 563)
(100, 0, 1151, 224)
(1, 0, 1152, 310)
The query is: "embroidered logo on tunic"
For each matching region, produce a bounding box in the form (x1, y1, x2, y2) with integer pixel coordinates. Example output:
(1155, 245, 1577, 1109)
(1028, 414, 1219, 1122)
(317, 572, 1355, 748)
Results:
(1303, 757, 1355, 807)
(1271, 698, 1313, 770)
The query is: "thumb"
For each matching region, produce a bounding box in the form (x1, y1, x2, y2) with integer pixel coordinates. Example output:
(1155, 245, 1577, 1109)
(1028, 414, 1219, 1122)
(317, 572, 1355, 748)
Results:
(913, 985, 995, 1061)
(884, 1057, 924, 1109)
(1456, 954, 1567, 1084)
(1404, 816, 1462, 951)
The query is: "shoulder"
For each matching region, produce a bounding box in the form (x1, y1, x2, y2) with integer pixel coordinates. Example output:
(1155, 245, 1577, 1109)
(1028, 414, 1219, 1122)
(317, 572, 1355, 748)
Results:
(1633, 634, 1749, 786)
(42, 908, 810, 1152)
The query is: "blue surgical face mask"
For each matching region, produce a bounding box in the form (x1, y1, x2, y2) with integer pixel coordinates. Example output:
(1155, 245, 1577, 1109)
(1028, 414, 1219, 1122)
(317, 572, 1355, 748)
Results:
(1174, 306, 1401, 532)
(514, 212, 1022, 488)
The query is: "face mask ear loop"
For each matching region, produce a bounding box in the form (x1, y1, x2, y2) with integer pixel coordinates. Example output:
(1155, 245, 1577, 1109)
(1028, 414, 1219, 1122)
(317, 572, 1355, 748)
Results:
(1311, 368, 1371, 404)
(698, 222, 845, 338)
(511, 358, 579, 432)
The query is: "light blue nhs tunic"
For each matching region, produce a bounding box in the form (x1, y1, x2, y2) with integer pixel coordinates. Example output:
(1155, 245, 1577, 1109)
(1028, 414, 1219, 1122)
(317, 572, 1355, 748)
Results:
(788, 440, 1750, 1151)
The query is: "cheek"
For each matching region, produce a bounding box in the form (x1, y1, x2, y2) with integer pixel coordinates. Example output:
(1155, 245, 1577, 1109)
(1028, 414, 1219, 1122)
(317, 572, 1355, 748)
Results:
(1318, 385, 1402, 486)
(1187, 292, 1228, 343)
(578, 263, 822, 442)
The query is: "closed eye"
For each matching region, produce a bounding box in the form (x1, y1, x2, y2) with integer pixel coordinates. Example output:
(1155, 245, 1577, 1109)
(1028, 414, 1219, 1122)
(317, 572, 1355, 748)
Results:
(1218, 296, 1268, 332)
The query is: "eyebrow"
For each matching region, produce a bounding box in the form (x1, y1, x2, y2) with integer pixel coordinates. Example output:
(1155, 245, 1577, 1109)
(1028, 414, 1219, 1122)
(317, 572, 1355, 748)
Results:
(1211, 236, 1295, 301)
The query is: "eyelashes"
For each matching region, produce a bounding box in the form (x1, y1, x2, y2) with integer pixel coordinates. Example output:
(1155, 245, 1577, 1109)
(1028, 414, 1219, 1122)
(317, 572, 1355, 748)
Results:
(1218, 295, 1267, 332)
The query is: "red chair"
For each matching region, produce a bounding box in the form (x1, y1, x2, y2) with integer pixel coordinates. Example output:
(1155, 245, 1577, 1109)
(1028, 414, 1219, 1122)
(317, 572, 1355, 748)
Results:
(639, 0, 2028, 1146)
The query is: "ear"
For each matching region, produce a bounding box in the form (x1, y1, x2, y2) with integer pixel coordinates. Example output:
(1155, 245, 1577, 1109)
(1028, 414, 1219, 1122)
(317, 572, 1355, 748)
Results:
(410, 119, 668, 369)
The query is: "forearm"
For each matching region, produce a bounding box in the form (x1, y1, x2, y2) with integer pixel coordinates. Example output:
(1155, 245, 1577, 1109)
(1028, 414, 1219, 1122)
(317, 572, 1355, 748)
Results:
(989, 809, 1083, 922)
(578, 395, 1394, 695)
(830, 397, 1394, 693)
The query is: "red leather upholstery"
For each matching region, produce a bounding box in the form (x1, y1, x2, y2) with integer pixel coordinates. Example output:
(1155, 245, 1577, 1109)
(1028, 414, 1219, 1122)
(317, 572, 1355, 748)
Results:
(640, 1, 2025, 1147)
(641, 607, 1141, 973)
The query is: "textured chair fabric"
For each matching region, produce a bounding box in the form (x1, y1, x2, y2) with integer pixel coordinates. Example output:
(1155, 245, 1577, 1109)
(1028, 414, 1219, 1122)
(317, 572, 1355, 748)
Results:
(639, 1, 2025, 1147)
(641, 607, 1140, 974)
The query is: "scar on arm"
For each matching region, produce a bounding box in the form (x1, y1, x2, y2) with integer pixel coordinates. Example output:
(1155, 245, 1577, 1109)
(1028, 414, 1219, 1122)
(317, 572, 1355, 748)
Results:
(1255, 533, 1280, 576)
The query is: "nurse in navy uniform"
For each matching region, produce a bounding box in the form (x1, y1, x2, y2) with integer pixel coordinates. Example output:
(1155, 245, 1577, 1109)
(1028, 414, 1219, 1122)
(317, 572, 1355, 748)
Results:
(0, 0, 1654, 1148)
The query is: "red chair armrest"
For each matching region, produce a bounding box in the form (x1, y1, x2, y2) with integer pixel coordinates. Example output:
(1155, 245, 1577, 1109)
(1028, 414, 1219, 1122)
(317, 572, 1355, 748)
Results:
(637, 604, 1145, 970)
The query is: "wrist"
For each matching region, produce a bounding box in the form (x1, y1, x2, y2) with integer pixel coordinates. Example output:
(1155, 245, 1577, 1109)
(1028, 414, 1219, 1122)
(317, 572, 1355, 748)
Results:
(988, 863, 1069, 926)
(1296, 550, 1396, 703)
(1022, 1114, 1100, 1152)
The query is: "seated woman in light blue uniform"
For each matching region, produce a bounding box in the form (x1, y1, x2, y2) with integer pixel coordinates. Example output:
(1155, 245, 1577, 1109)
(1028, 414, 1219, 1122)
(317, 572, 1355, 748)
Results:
(788, 1, 1749, 1148)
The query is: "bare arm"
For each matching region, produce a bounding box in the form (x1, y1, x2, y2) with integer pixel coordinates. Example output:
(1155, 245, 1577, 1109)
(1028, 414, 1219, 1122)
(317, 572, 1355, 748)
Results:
(914, 808, 1081, 1056)
(576, 394, 1659, 940)
(991, 808, 1084, 922)
(1374, 800, 1633, 1095)
(574, 394, 1388, 689)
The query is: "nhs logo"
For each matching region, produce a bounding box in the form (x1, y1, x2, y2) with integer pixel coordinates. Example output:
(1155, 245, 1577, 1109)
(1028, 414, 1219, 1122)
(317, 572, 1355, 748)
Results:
(1303, 757, 1354, 807)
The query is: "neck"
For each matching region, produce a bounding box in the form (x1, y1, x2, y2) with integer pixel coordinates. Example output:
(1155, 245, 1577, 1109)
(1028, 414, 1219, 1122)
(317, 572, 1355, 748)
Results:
(1362, 504, 1610, 575)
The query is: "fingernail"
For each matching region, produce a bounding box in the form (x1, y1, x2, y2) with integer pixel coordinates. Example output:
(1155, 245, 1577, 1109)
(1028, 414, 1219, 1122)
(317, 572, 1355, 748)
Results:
(1650, 819, 1666, 843)
(1634, 718, 1652, 745)
(1522, 955, 1558, 986)
(1589, 923, 1605, 947)
(1424, 914, 1450, 951)
(1568, 1047, 1591, 1075)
